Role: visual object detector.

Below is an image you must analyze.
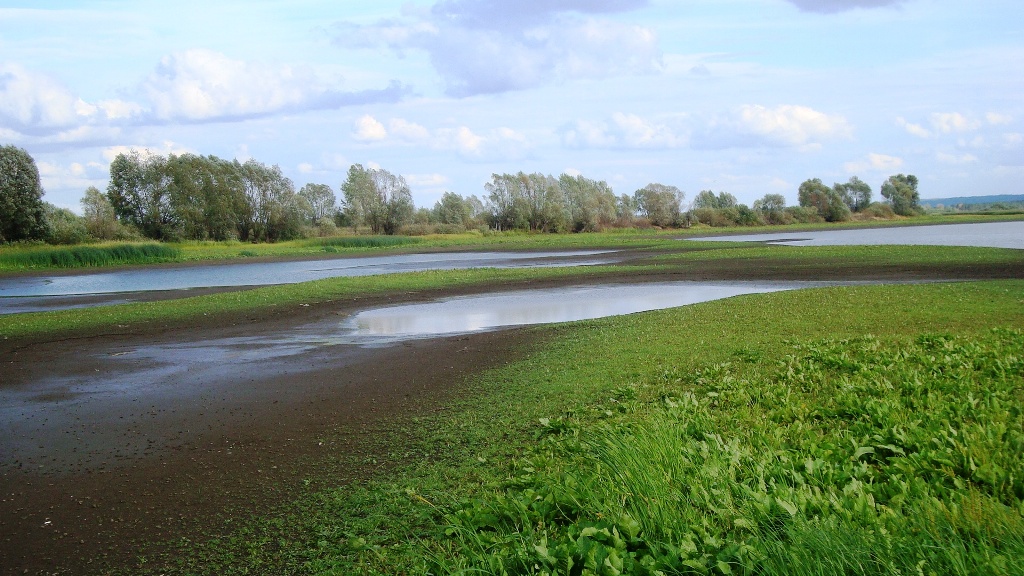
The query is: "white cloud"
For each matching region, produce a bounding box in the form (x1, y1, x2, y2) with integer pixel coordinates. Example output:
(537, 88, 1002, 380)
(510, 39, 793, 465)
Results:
(142, 49, 407, 122)
(353, 114, 388, 141)
(297, 162, 314, 174)
(0, 63, 142, 136)
(404, 173, 449, 187)
(333, 2, 661, 96)
(561, 112, 686, 149)
(784, 0, 907, 13)
(897, 116, 931, 138)
(936, 152, 978, 165)
(986, 112, 1013, 126)
(844, 153, 904, 173)
(35, 159, 109, 209)
(697, 104, 851, 149)
(388, 118, 430, 142)
(929, 112, 981, 134)
(101, 141, 195, 162)
(351, 115, 529, 160)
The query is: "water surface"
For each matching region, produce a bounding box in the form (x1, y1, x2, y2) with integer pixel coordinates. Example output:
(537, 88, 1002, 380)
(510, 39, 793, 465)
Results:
(0, 250, 617, 314)
(338, 281, 812, 344)
(693, 221, 1024, 249)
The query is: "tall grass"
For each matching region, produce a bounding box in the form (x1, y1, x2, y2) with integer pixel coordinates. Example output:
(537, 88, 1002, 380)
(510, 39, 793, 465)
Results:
(308, 236, 421, 249)
(433, 330, 1024, 575)
(0, 243, 181, 269)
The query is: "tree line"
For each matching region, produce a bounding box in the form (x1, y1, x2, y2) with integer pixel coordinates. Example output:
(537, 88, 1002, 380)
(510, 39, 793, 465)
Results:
(0, 143, 922, 244)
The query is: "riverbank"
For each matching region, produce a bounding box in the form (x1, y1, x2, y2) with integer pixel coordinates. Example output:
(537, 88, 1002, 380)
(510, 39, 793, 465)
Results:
(1, 242, 1022, 574)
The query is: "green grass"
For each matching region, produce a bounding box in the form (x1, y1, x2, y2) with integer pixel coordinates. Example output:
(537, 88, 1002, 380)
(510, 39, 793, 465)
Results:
(664, 242, 1024, 267)
(308, 236, 422, 250)
(2, 213, 1020, 273)
(125, 280, 1024, 575)
(0, 242, 181, 269)
(0, 265, 630, 341)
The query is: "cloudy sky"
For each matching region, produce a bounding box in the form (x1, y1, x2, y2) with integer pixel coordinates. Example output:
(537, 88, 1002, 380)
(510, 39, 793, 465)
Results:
(2, 0, 1022, 212)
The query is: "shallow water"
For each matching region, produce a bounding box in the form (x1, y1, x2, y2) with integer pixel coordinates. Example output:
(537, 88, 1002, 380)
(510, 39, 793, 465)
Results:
(0, 280, 845, 471)
(336, 281, 816, 345)
(693, 221, 1024, 249)
(0, 250, 617, 314)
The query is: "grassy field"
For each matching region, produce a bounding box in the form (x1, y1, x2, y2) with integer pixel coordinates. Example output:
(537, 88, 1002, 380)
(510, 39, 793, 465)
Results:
(1, 213, 1021, 273)
(3, 230, 1021, 575)
(121, 279, 1024, 575)
(3, 241, 1023, 342)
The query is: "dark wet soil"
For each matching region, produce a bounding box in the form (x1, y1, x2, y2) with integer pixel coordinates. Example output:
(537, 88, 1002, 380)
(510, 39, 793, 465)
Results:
(1, 249, 1022, 575)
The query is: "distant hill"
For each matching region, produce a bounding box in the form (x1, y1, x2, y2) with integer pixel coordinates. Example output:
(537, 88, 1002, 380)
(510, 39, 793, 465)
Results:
(921, 194, 1024, 207)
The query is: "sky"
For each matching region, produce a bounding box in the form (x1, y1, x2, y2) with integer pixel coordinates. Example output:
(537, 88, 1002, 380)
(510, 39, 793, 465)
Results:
(1, 0, 1022, 213)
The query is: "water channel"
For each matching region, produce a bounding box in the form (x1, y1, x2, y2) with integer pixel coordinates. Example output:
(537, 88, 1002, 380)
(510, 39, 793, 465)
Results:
(693, 220, 1024, 249)
(0, 250, 618, 314)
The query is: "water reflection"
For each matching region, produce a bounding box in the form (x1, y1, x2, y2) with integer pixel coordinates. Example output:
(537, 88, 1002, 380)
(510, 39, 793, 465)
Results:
(693, 221, 1024, 249)
(339, 281, 815, 344)
(0, 250, 618, 314)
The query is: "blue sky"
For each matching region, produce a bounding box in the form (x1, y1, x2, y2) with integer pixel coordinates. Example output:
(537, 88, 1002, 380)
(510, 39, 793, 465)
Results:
(2, 0, 1021, 212)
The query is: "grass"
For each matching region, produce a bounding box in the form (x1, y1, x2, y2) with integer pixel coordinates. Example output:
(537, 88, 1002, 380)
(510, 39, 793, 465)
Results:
(121, 279, 1024, 575)
(0, 242, 180, 269)
(1, 213, 1020, 273)
(0, 265, 631, 341)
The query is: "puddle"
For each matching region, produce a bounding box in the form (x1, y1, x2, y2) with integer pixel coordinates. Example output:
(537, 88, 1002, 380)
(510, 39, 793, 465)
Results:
(333, 281, 824, 345)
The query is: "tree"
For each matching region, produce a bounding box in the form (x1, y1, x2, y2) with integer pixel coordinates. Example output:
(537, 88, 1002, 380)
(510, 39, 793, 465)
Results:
(107, 150, 175, 239)
(616, 194, 637, 226)
(559, 173, 616, 232)
(753, 193, 787, 224)
(340, 164, 414, 234)
(692, 190, 737, 210)
(798, 178, 850, 222)
(881, 174, 920, 216)
(0, 145, 48, 242)
(236, 159, 302, 242)
(43, 203, 88, 244)
(635, 183, 684, 227)
(835, 176, 872, 212)
(298, 183, 337, 224)
(433, 191, 472, 227)
(82, 186, 124, 240)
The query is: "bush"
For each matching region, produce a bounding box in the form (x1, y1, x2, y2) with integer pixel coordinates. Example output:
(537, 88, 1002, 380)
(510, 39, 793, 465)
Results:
(857, 202, 897, 220)
(784, 206, 824, 224)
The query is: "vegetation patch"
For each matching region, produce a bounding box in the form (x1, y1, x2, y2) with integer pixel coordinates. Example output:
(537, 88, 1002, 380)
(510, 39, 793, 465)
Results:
(309, 236, 421, 249)
(128, 280, 1024, 575)
(434, 330, 1024, 575)
(0, 242, 181, 269)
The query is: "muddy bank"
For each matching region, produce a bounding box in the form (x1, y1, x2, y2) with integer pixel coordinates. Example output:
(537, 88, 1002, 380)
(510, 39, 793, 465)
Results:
(1, 314, 538, 574)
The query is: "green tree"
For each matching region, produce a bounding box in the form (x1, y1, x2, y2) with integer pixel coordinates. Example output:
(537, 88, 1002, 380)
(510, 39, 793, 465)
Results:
(559, 173, 616, 232)
(635, 183, 684, 227)
(0, 145, 48, 242)
(340, 164, 414, 234)
(693, 190, 737, 210)
(834, 176, 872, 212)
(433, 191, 472, 227)
(43, 203, 88, 244)
(616, 193, 637, 225)
(165, 153, 242, 241)
(81, 186, 125, 240)
(107, 150, 175, 239)
(298, 183, 337, 224)
(881, 174, 920, 216)
(798, 178, 850, 222)
(753, 193, 787, 224)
